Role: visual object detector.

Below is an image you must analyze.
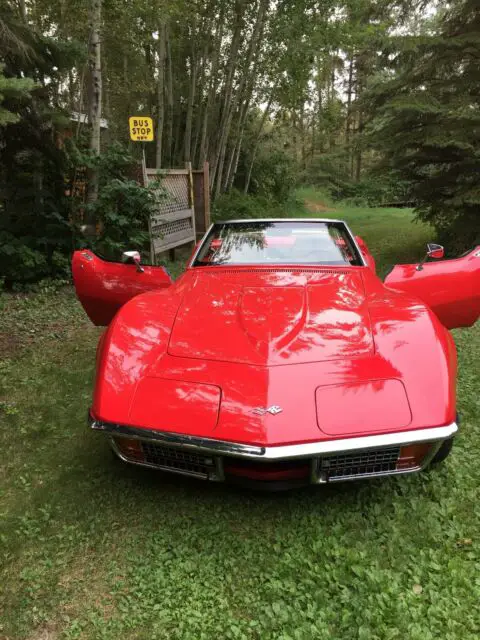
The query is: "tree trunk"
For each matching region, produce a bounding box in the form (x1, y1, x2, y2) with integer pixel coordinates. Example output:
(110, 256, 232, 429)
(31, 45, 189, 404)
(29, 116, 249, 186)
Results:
(213, 0, 268, 197)
(224, 0, 269, 191)
(165, 27, 174, 167)
(87, 0, 102, 206)
(328, 54, 336, 150)
(156, 22, 167, 168)
(355, 147, 362, 181)
(68, 70, 75, 111)
(184, 47, 198, 163)
(198, 7, 225, 166)
(292, 110, 298, 160)
(210, 0, 245, 196)
(355, 100, 363, 182)
(330, 63, 335, 101)
(192, 20, 212, 166)
(103, 56, 111, 146)
(300, 102, 306, 171)
(172, 102, 182, 165)
(18, 0, 27, 21)
(122, 55, 133, 150)
(314, 56, 323, 154)
(244, 87, 275, 194)
(223, 101, 247, 192)
(225, 125, 245, 192)
(345, 55, 354, 145)
(350, 116, 356, 178)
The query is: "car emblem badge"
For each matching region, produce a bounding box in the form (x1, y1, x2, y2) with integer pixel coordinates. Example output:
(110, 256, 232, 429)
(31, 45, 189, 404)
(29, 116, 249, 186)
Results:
(252, 405, 283, 416)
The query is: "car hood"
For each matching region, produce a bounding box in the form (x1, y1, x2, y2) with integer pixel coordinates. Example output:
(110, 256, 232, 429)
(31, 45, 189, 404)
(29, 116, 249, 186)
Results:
(168, 268, 374, 365)
(92, 267, 456, 445)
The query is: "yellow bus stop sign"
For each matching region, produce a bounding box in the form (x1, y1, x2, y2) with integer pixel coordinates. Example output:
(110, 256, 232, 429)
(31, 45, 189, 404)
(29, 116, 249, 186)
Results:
(129, 116, 154, 142)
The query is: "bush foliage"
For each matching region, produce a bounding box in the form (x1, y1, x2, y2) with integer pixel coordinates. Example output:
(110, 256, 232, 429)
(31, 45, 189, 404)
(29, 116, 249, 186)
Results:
(79, 144, 164, 260)
(212, 189, 303, 223)
(0, 138, 159, 287)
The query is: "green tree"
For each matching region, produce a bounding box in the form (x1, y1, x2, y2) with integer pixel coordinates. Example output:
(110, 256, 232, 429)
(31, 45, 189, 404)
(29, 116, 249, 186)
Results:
(367, 0, 480, 251)
(0, 5, 37, 124)
(0, 64, 35, 124)
(0, 2, 81, 285)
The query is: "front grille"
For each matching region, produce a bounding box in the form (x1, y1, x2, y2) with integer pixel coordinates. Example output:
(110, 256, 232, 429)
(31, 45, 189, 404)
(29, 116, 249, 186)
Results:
(141, 442, 215, 478)
(320, 446, 400, 481)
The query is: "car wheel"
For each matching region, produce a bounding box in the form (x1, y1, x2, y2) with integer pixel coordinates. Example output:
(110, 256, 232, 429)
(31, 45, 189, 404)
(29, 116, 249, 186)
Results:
(430, 438, 453, 465)
(110, 446, 121, 462)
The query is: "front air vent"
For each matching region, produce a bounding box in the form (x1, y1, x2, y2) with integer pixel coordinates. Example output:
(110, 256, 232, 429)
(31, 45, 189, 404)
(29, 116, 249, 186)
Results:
(141, 442, 215, 478)
(320, 446, 401, 481)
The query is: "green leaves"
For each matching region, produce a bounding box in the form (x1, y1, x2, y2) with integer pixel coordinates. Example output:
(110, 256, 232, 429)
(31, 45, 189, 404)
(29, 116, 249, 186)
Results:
(366, 0, 480, 253)
(72, 143, 160, 260)
(0, 65, 37, 126)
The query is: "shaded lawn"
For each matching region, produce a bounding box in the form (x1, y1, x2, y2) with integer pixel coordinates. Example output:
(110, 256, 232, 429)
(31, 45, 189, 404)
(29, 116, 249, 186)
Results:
(0, 201, 479, 640)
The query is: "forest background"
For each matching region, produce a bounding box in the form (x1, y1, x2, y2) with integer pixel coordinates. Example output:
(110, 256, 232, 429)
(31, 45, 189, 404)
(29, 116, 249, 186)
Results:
(1, 0, 478, 285)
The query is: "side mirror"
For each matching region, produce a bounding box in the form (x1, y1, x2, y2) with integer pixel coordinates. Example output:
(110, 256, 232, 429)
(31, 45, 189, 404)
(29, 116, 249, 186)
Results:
(427, 243, 444, 260)
(417, 243, 444, 271)
(122, 250, 144, 273)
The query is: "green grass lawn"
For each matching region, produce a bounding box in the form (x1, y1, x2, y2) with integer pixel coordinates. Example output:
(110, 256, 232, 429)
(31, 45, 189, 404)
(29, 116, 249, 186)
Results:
(297, 186, 435, 275)
(1, 197, 479, 639)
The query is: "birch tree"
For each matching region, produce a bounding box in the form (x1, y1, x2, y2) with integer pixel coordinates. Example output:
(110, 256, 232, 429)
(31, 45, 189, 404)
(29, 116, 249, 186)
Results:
(155, 21, 166, 168)
(87, 0, 102, 203)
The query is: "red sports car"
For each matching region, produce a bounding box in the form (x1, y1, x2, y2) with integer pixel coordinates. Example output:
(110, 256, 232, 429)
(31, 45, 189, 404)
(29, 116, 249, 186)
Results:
(72, 219, 480, 489)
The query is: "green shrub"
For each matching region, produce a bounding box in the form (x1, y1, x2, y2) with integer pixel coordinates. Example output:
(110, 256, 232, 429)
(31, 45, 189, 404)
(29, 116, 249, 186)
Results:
(299, 149, 352, 193)
(246, 148, 297, 202)
(75, 143, 164, 260)
(0, 236, 49, 285)
(213, 190, 303, 222)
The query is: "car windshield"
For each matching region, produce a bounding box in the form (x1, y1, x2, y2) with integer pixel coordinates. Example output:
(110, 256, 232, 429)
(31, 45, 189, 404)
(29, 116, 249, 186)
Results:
(193, 221, 363, 267)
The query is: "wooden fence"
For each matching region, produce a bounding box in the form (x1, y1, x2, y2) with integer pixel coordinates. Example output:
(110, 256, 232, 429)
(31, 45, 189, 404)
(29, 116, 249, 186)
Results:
(142, 161, 210, 262)
(68, 160, 211, 260)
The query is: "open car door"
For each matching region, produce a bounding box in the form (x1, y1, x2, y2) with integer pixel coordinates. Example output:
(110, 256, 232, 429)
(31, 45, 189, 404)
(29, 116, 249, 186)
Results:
(72, 250, 172, 326)
(385, 246, 480, 329)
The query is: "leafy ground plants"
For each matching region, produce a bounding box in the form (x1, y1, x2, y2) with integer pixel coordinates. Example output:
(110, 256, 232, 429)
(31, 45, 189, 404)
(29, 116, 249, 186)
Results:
(1, 197, 479, 639)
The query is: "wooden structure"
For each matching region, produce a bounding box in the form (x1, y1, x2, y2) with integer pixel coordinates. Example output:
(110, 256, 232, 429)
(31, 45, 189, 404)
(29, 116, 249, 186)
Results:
(143, 161, 211, 261)
(192, 162, 211, 239)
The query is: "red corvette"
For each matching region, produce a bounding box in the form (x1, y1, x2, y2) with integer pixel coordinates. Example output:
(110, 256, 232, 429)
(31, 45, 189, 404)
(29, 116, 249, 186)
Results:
(72, 219, 480, 489)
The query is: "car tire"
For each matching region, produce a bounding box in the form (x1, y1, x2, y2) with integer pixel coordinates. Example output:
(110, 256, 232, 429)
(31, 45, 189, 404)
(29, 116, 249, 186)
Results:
(110, 446, 121, 462)
(430, 438, 453, 465)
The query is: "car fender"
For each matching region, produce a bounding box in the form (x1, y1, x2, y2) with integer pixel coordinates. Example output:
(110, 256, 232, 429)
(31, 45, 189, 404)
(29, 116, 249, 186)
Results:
(92, 286, 184, 423)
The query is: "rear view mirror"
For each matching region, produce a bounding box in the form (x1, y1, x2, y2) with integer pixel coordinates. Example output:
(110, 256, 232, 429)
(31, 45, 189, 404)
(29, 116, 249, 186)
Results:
(417, 243, 445, 271)
(122, 250, 144, 273)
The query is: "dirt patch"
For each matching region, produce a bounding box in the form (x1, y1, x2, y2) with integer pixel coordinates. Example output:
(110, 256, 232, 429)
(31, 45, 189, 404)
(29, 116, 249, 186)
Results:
(0, 331, 21, 359)
(26, 627, 58, 640)
(0, 287, 92, 360)
(304, 199, 334, 213)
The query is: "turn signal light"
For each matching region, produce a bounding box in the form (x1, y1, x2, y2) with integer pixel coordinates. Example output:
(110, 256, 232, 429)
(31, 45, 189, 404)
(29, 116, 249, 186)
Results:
(397, 443, 432, 469)
(114, 437, 145, 462)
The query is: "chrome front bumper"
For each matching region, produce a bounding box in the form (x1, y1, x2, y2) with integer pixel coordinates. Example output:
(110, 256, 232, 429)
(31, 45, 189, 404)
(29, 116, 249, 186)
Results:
(90, 416, 457, 485)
